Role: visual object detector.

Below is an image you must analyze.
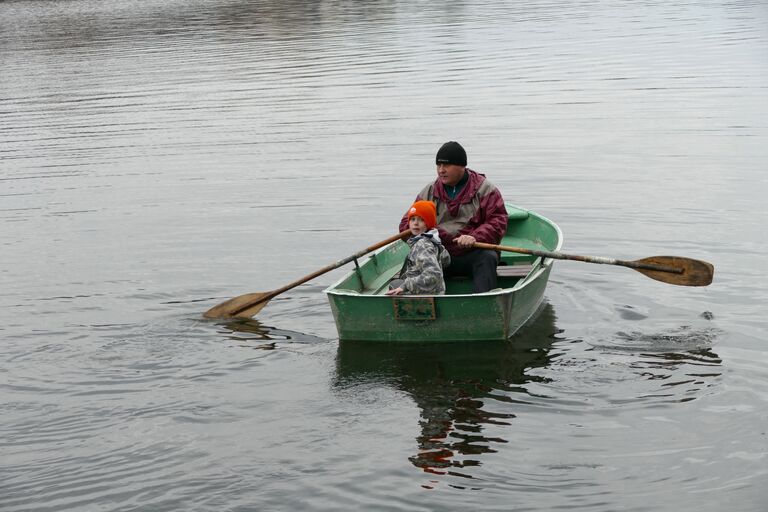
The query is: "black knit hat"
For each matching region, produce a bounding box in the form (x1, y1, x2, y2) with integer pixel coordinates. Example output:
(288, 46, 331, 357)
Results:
(435, 141, 467, 166)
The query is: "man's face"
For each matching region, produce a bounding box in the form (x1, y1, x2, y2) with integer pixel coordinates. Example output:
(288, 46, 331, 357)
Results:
(436, 163, 466, 187)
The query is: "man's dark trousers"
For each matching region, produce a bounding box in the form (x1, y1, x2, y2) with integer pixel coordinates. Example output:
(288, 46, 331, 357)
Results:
(444, 249, 499, 293)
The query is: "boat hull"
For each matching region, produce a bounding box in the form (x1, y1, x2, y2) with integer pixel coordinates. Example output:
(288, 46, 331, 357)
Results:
(325, 204, 561, 342)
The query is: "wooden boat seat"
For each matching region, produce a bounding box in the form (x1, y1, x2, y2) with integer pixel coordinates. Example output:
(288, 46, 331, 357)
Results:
(496, 263, 535, 277)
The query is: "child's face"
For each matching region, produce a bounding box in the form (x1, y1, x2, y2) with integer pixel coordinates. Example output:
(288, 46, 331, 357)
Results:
(408, 215, 427, 235)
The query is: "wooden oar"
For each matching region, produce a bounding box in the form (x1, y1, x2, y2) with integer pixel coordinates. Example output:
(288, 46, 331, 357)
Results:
(203, 230, 411, 319)
(474, 242, 714, 286)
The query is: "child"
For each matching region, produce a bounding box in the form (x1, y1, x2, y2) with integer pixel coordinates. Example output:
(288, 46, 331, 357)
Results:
(386, 200, 451, 295)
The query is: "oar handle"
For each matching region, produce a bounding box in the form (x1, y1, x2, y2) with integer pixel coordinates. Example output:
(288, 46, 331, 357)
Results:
(230, 230, 411, 316)
(474, 242, 683, 274)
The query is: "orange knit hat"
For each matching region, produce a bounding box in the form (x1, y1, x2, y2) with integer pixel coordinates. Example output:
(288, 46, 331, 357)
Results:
(407, 200, 437, 230)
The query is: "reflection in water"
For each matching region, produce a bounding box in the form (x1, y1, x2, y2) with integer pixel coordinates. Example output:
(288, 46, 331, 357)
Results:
(335, 303, 560, 484)
(214, 317, 326, 348)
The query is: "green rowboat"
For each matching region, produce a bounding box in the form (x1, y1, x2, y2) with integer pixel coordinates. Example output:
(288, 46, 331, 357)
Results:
(324, 204, 562, 342)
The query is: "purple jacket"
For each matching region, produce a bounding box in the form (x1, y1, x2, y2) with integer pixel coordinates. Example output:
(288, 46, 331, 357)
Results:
(399, 169, 507, 256)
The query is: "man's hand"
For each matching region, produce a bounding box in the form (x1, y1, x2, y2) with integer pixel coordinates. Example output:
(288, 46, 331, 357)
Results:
(386, 287, 404, 295)
(453, 234, 477, 248)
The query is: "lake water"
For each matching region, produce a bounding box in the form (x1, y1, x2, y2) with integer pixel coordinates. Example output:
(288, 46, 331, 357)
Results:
(2, 0, 767, 510)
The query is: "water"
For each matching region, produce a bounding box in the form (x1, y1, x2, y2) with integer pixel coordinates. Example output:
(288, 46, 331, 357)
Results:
(2, 0, 767, 510)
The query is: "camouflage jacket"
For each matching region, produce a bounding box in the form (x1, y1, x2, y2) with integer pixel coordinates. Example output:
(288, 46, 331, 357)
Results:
(400, 230, 451, 295)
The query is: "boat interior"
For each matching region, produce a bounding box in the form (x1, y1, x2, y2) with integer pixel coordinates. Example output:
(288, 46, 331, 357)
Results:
(332, 205, 559, 296)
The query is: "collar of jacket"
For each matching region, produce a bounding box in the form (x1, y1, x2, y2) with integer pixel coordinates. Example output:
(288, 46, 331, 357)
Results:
(408, 228, 443, 246)
(432, 168, 486, 216)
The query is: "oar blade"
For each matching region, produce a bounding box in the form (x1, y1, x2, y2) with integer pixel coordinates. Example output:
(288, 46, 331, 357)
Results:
(634, 256, 714, 286)
(203, 292, 272, 319)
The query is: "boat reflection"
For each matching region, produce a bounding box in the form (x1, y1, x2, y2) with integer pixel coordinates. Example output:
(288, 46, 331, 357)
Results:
(334, 302, 561, 482)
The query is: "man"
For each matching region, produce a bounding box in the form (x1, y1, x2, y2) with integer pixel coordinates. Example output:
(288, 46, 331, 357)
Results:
(399, 141, 508, 293)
